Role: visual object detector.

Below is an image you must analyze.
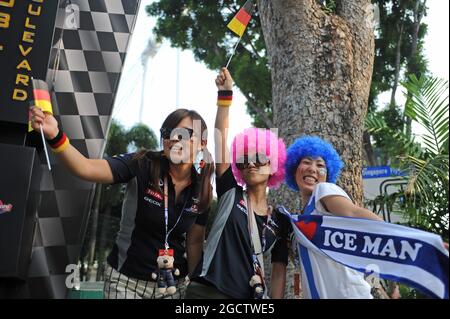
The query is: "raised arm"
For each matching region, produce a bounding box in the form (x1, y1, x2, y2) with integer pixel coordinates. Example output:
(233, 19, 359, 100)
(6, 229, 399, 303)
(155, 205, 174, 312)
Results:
(214, 67, 234, 178)
(30, 106, 114, 184)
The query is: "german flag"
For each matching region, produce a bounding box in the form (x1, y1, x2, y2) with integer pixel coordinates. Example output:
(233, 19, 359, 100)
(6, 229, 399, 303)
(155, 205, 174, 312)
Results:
(227, 1, 255, 37)
(28, 79, 53, 132)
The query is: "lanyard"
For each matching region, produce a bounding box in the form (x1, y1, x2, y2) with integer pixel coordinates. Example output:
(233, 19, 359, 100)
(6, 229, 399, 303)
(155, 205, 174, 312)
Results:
(163, 175, 189, 250)
(244, 193, 273, 275)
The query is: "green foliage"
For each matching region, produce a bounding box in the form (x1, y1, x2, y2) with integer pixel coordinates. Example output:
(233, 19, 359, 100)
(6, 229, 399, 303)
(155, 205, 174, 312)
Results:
(366, 0, 429, 168)
(369, 0, 429, 110)
(104, 120, 128, 157)
(398, 76, 449, 237)
(367, 75, 449, 239)
(402, 75, 449, 156)
(365, 76, 448, 299)
(101, 119, 159, 216)
(126, 123, 159, 152)
(147, 0, 272, 127)
(364, 111, 423, 161)
(317, 0, 337, 14)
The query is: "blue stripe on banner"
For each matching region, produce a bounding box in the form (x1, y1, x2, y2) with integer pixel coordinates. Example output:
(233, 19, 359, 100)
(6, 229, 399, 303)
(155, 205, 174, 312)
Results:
(328, 261, 447, 299)
(303, 196, 315, 215)
(377, 272, 447, 299)
(293, 214, 448, 279)
(315, 226, 448, 277)
(291, 214, 449, 299)
(280, 206, 449, 298)
(299, 244, 320, 299)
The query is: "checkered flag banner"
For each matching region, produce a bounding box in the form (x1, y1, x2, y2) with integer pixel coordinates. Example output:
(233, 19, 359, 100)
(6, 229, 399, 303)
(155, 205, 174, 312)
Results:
(26, 0, 141, 298)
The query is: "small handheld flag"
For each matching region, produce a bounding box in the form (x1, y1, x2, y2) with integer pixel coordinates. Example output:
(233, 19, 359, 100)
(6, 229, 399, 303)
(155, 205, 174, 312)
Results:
(225, 0, 255, 68)
(30, 78, 53, 171)
(227, 0, 255, 37)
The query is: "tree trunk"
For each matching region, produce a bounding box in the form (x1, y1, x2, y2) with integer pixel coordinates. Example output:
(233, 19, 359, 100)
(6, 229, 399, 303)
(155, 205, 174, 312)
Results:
(363, 130, 377, 166)
(405, 0, 426, 137)
(258, 0, 375, 207)
(390, 21, 404, 109)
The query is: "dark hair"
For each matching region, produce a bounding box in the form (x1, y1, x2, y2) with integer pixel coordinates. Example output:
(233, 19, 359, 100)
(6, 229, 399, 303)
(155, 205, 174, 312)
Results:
(134, 109, 214, 212)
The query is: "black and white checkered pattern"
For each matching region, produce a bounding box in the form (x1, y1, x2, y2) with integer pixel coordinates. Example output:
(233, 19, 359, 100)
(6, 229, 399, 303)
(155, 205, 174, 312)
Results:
(26, 0, 140, 298)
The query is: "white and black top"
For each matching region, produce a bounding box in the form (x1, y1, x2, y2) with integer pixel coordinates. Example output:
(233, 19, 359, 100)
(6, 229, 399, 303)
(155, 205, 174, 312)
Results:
(105, 153, 209, 281)
(191, 167, 290, 299)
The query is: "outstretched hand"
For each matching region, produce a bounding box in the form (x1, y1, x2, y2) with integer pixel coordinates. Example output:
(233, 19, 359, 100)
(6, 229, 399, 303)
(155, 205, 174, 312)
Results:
(29, 106, 59, 139)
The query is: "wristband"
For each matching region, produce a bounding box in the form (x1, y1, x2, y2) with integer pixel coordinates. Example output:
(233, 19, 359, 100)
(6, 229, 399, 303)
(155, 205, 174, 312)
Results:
(47, 129, 70, 153)
(217, 90, 233, 107)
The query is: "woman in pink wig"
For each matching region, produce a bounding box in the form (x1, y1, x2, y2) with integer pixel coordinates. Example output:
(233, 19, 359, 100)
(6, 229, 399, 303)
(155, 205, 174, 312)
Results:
(185, 68, 290, 299)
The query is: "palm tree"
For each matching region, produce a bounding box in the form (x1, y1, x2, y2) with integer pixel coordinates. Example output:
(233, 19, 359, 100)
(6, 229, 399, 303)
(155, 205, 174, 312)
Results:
(365, 75, 449, 237)
(400, 75, 449, 235)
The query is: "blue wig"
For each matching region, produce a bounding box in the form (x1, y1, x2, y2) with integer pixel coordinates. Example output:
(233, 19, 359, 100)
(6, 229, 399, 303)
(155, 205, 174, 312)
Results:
(285, 136, 344, 191)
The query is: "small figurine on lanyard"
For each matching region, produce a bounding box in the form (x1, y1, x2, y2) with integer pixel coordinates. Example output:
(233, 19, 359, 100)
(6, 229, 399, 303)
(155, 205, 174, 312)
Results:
(151, 249, 180, 295)
(249, 258, 266, 299)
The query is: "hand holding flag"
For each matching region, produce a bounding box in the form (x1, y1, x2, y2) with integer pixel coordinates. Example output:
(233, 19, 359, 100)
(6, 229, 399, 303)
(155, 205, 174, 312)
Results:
(29, 79, 56, 171)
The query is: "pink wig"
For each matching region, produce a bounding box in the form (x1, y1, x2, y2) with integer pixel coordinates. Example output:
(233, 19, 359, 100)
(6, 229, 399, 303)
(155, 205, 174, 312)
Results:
(231, 128, 286, 189)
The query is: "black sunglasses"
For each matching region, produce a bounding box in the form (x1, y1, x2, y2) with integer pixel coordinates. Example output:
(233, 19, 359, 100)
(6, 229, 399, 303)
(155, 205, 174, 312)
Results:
(160, 127, 194, 141)
(236, 153, 270, 170)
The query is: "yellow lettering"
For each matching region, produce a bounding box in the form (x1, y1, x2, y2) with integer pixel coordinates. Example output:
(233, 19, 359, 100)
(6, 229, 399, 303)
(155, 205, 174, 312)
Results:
(13, 89, 27, 101)
(17, 59, 31, 71)
(0, 0, 15, 8)
(25, 17, 36, 29)
(19, 45, 32, 56)
(32, 0, 44, 3)
(0, 12, 10, 28)
(16, 74, 30, 86)
(22, 31, 35, 43)
(28, 3, 41, 16)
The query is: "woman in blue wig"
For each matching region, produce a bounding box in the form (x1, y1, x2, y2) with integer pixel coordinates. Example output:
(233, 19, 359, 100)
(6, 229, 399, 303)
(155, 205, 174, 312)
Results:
(284, 136, 383, 299)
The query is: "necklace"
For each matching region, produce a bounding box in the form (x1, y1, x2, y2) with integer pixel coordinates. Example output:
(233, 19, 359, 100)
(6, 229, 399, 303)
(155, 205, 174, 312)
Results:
(162, 175, 190, 251)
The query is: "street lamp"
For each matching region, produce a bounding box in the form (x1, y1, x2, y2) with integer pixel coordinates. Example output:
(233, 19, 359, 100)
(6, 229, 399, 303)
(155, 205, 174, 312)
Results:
(140, 37, 160, 123)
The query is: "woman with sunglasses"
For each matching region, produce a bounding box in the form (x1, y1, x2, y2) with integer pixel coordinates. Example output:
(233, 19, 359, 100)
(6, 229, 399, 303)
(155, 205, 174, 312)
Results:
(282, 136, 383, 299)
(185, 68, 290, 299)
(29, 106, 214, 299)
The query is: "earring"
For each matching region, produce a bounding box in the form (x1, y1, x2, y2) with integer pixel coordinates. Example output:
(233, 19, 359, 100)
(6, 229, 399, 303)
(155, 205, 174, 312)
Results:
(194, 150, 206, 174)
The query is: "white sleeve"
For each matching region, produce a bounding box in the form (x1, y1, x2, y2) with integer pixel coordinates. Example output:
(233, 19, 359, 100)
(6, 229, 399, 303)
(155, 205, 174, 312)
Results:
(313, 183, 351, 215)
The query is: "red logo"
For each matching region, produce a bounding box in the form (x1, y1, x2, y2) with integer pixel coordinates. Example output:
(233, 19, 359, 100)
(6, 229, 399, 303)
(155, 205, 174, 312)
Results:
(295, 220, 317, 240)
(145, 189, 163, 201)
(159, 249, 174, 257)
(0, 200, 13, 214)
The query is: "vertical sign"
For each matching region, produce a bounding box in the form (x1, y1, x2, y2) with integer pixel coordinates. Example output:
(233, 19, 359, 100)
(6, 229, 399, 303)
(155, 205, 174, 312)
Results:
(0, 0, 59, 125)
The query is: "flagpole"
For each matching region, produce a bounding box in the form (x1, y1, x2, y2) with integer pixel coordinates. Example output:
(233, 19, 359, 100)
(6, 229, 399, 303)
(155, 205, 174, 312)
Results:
(40, 125, 52, 171)
(225, 36, 243, 69)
